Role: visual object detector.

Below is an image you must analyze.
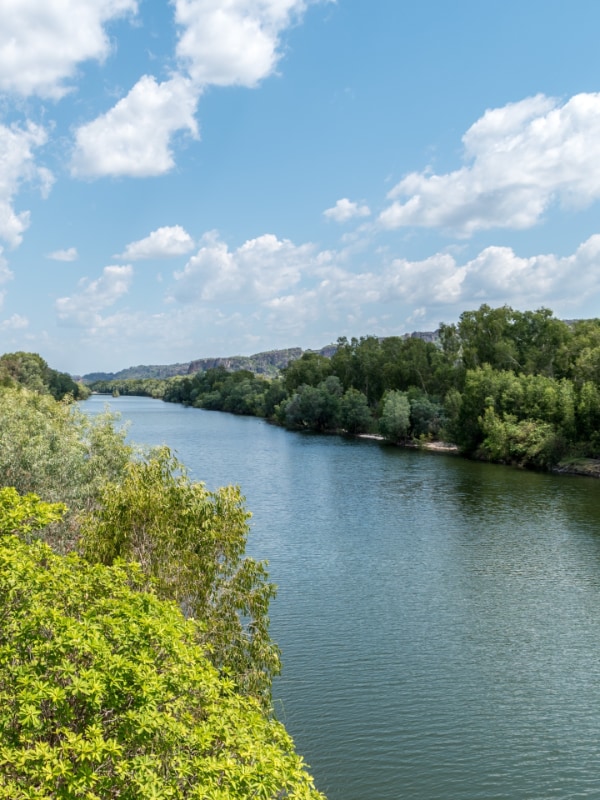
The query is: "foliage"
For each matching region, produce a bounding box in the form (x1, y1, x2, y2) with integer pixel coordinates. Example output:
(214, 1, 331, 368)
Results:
(282, 352, 333, 394)
(379, 390, 411, 442)
(479, 408, 566, 468)
(278, 379, 341, 432)
(0, 487, 66, 537)
(408, 392, 446, 439)
(0, 535, 324, 800)
(339, 388, 373, 434)
(81, 304, 600, 467)
(0, 388, 132, 551)
(0, 351, 88, 400)
(448, 305, 570, 377)
(80, 448, 280, 707)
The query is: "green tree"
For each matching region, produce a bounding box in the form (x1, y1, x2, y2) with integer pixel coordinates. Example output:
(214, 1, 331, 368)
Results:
(80, 449, 280, 707)
(0, 535, 324, 800)
(0, 351, 87, 400)
(409, 392, 445, 439)
(379, 390, 411, 442)
(282, 352, 332, 393)
(280, 379, 342, 432)
(340, 388, 372, 434)
(0, 387, 132, 551)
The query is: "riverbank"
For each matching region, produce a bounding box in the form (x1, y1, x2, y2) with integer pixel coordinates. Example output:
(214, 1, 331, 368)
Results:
(553, 458, 600, 478)
(357, 433, 459, 454)
(359, 431, 600, 478)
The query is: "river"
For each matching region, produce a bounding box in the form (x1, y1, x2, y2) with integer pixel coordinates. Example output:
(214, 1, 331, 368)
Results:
(84, 395, 600, 799)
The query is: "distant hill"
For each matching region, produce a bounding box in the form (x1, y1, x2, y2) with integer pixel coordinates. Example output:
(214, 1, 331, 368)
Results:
(186, 347, 304, 377)
(81, 348, 307, 383)
(80, 335, 437, 383)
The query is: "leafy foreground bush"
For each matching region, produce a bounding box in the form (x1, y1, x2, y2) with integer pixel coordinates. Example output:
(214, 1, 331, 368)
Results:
(0, 387, 133, 552)
(80, 449, 280, 709)
(0, 534, 324, 800)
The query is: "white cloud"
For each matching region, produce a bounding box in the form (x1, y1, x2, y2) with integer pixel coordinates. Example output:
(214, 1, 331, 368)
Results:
(47, 247, 78, 262)
(0, 314, 28, 331)
(0, 249, 13, 285)
(172, 230, 314, 302)
(379, 235, 600, 312)
(185, 231, 600, 336)
(69, 1, 326, 181)
(116, 225, 195, 260)
(0, 121, 50, 247)
(71, 75, 199, 178)
(324, 198, 371, 223)
(0, 0, 137, 98)
(55, 264, 133, 327)
(380, 93, 600, 236)
(174, 0, 314, 88)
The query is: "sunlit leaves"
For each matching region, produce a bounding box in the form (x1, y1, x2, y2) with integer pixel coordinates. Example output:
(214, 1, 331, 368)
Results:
(0, 536, 324, 800)
(0, 487, 66, 537)
(80, 448, 280, 707)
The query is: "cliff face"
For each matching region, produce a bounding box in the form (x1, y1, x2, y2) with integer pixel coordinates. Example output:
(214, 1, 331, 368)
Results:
(81, 336, 437, 382)
(187, 348, 303, 377)
(82, 348, 306, 382)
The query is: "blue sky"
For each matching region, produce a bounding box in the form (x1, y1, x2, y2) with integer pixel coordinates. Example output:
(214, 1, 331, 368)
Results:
(2, 0, 600, 374)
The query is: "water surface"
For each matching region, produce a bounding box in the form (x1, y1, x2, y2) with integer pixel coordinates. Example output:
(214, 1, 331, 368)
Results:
(84, 395, 600, 799)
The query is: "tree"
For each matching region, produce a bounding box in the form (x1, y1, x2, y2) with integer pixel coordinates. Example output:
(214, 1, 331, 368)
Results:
(340, 388, 372, 434)
(280, 380, 342, 432)
(0, 388, 132, 551)
(0, 534, 324, 800)
(80, 448, 280, 708)
(282, 352, 332, 393)
(409, 392, 445, 439)
(0, 351, 87, 400)
(379, 390, 411, 442)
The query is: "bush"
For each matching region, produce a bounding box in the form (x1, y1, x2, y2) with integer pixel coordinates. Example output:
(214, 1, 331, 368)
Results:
(80, 449, 280, 707)
(0, 388, 133, 551)
(0, 535, 324, 800)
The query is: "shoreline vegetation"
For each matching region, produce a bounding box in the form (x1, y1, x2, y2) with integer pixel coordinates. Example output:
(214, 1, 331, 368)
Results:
(0, 354, 325, 798)
(85, 304, 600, 478)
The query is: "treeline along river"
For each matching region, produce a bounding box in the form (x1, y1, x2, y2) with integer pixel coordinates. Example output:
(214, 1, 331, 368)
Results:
(85, 394, 600, 800)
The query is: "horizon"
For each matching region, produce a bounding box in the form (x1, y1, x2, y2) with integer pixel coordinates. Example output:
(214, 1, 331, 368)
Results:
(2, 1, 600, 373)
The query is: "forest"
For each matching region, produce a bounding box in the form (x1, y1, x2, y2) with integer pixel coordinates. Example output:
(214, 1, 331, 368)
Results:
(0, 352, 324, 799)
(89, 304, 600, 472)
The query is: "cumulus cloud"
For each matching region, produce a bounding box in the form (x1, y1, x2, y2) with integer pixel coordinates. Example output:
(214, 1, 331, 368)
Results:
(69, 1, 325, 181)
(116, 225, 195, 260)
(55, 264, 133, 327)
(174, 0, 314, 88)
(323, 198, 371, 223)
(380, 93, 600, 236)
(0, 0, 137, 98)
(378, 235, 600, 313)
(0, 314, 28, 331)
(47, 247, 78, 262)
(71, 75, 199, 178)
(0, 122, 50, 248)
(172, 230, 315, 302)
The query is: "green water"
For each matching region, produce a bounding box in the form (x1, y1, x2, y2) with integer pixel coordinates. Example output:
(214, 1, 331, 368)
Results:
(85, 395, 600, 799)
